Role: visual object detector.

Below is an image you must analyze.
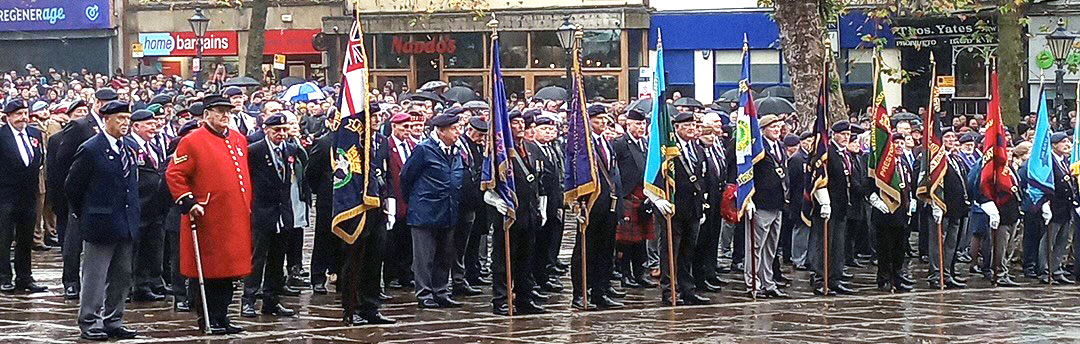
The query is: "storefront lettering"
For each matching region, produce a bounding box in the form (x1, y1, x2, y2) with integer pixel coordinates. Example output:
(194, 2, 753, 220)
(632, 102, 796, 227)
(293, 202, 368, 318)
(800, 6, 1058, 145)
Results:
(392, 35, 456, 55)
(175, 35, 231, 51)
(0, 7, 65, 24)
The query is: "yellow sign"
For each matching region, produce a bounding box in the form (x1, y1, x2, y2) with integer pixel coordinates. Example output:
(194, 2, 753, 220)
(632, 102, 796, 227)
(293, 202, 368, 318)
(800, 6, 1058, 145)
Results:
(273, 54, 286, 70)
(132, 43, 144, 58)
(937, 76, 955, 88)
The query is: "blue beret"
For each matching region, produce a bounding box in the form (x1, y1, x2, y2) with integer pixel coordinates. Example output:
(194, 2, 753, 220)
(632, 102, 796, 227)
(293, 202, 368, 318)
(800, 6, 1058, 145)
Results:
(535, 115, 557, 126)
(95, 88, 118, 101)
(1051, 132, 1069, 144)
(959, 133, 976, 144)
(177, 121, 200, 137)
(469, 116, 488, 132)
(672, 112, 695, 124)
(587, 104, 607, 117)
(99, 101, 131, 116)
(831, 120, 851, 133)
(187, 102, 204, 117)
(429, 113, 460, 128)
(264, 113, 288, 127)
(149, 94, 172, 105)
(2, 99, 25, 113)
(131, 109, 155, 122)
(626, 109, 646, 121)
(799, 131, 814, 140)
(224, 86, 244, 97)
(508, 110, 523, 120)
(443, 107, 465, 116)
(783, 134, 801, 147)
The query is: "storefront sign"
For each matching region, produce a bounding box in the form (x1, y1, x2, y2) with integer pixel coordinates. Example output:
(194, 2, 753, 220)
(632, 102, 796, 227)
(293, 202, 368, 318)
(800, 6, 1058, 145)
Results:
(638, 67, 653, 99)
(891, 19, 997, 48)
(138, 31, 239, 57)
(264, 29, 320, 55)
(273, 54, 286, 70)
(391, 35, 456, 55)
(132, 43, 144, 58)
(937, 75, 955, 95)
(0, 0, 111, 31)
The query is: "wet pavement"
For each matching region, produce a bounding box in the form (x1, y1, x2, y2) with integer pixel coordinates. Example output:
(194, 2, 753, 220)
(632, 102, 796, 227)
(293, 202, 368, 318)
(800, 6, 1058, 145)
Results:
(9, 231, 1080, 343)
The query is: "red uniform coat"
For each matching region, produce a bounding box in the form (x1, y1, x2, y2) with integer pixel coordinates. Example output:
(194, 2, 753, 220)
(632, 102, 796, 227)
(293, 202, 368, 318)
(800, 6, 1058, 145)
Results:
(387, 136, 415, 219)
(165, 127, 253, 279)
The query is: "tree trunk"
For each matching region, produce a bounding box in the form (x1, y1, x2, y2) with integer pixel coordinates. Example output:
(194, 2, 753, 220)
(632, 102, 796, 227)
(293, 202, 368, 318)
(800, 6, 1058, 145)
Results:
(997, 1, 1026, 128)
(244, 0, 269, 82)
(773, 0, 849, 130)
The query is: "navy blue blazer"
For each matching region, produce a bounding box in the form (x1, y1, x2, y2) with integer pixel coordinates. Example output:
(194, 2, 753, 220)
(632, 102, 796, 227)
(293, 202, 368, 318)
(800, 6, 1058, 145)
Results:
(248, 139, 296, 233)
(401, 136, 464, 229)
(65, 133, 141, 243)
(0, 124, 43, 204)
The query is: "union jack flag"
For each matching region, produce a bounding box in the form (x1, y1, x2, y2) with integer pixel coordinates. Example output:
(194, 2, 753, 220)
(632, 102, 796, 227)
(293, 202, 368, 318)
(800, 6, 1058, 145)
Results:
(340, 21, 369, 118)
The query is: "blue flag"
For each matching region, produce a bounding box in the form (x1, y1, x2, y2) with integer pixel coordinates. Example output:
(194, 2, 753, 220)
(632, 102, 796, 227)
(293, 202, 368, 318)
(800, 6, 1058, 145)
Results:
(643, 29, 677, 201)
(563, 36, 600, 213)
(1027, 88, 1054, 207)
(481, 37, 518, 231)
(734, 35, 764, 219)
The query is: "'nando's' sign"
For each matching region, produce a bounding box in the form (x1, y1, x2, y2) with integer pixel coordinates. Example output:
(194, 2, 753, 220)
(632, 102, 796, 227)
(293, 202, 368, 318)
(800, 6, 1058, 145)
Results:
(391, 35, 457, 55)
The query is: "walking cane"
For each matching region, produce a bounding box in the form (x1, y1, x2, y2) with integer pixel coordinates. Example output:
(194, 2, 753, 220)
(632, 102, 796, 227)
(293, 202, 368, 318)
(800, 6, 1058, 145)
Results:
(578, 202, 589, 310)
(503, 217, 514, 316)
(748, 211, 757, 300)
(823, 216, 829, 296)
(664, 212, 677, 306)
(190, 216, 212, 334)
(937, 220, 945, 291)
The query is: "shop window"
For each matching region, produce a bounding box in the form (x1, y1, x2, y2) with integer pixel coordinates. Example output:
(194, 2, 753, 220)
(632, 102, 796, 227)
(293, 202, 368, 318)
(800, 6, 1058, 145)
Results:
(713, 50, 742, 84)
(376, 34, 410, 69)
(532, 31, 567, 69)
(502, 75, 525, 103)
(628, 29, 644, 68)
(535, 76, 569, 92)
(584, 75, 619, 101)
(954, 46, 990, 99)
(582, 30, 620, 68)
(498, 32, 528, 69)
(449, 76, 483, 96)
(444, 33, 484, 69)
(714, 49, 782, 85)
(843, 49, 874, 84)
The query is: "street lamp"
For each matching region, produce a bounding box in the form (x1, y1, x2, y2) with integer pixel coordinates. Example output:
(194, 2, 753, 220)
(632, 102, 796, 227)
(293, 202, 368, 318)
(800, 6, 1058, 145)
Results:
(1047, 18, 1076, 130)
(556, 16, 575, 91)
(189, 7, 209, 90)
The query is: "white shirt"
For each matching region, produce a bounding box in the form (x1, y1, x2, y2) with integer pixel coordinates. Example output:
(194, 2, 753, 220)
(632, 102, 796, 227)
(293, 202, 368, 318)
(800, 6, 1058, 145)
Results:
(392, 136, 412, 163)
(9, 125, 31, 166)
(91, 113, 105, 130)
(103, 131, 122, 154)
(431, 131, 454, 157)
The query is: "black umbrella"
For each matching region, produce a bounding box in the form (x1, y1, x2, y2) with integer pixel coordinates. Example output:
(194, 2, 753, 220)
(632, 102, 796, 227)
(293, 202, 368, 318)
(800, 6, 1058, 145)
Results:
(628, 98, 677, 118)
(761, 85, 794, 101)
(716, 88, 759, 103)
(128, 65, 161, 77)
(754, 96, 796, 115)
(280, 76, 305, 87)
(673, 97, 704, 109)
(224, 76, 260, 87)
(891, 112, 920, 123)
(420, 80, 449, 92)
(408, 91, 444, 104)
(443, 86, 479, 104)
(533, 86, 568, 101)
(710, 101, 734, 113)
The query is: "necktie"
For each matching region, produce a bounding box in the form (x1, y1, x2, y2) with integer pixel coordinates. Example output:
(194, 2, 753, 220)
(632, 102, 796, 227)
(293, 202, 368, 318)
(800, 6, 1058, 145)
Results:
(17, 132, 32, 165)
(400, 141, 411, 158)
(145, 142, 159, 169)
(274, 146, 285, 180)
(843, 151, 852, 171)
(597, 138, 609, 167)
(119, 145, 131, 177)
(685, 143, 696, 162)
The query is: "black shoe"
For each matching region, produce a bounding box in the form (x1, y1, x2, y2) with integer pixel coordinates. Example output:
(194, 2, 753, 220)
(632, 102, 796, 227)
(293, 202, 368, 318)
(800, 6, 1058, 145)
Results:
(14, 281, 45, 293)
(637, 276, 659, 288)
(1055, 275, 1076, 285)
(682, 293, 711, 305)
(387, 280, 404, 289)
(64, 285, 79, 300)
(763, 288, 789, 298)
(1024, 270, 1038, 279)
(841, 271, 854, 279)
(174, 299, 191, 312)
(794, 264, 810, 271)
(774, 273, 791, 284)
(378, 292, 393, 301)
(529, 289, 550, 302)
(45, 237, 60, 247)
(996, 276, 1021, 287)
(344, 313, 368, 326)
(131, 290, 166, 302)
(31, 244, 50, 252)
(832, 284, 856, 295)
(846, 260, 866, 268)
(970, 265, 983, 274)
(813, 287, 837, 296)
(593, 295, 624, 309)
(223, 323, 244, 334)
(80, 329, 108, 341)
(661, 297, 686, 306)
(899, 275, 916, 285)
(435, 297, 463, 308)
(571, 297, 597, 310)
(957, 254, 972, 263)
(894, 282, 914, 292)
(104, 326, 137, 339)
(697, 280, 722, 293)
(241, 302, 257, 318)
(1040, 276, 1053, 285)
(540, 280, 564, 293)
(946, 278, 967, 289)
(621, 276, 642, 289)
(611, 270, 623, 281)
(263, 303, 296, 316)
(877, 281, 893, 292)
(773, 279, 789, 289)
(418, 299, 442, 309)
(606, 286, 626, 298)
(312, 283, 328, 295)
(468, 277, 492, 286)
(715, 265, 731, 274)
(952, 275, 968, 283)
(360, 311, 396, 324)
(493, 303, 510, 316)
(733, 262, 745, 272)
(280, 286, 301, 296)
(452, 284, 483, 297)
(516, 300, 546, 314)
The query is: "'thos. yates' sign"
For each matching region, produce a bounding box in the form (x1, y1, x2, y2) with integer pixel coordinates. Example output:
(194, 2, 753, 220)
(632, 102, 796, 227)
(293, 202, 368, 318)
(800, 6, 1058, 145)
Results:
(391, 35, 456, 55)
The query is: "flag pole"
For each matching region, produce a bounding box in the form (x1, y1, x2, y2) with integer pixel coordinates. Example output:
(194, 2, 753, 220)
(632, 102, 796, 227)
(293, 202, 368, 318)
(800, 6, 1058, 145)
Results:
(930, 52, 945, 291)
(579, 200, 589, 309)
(572, 27, 590, 310)
(821, 42, 831, 297)
(749, 211, 757, 300)
(488, 16, 514, 316)
(663, 161, 677, 306)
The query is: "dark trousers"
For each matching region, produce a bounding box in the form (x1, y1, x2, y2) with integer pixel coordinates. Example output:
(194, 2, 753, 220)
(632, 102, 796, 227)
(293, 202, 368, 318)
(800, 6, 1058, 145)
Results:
(63, 212, 82, 288)
(693, 213, 721, 284)
(385, 220, 413, 284)
(810, 212, 847, 289)
(917, 204, 930, 257)
(286, 227, 304, 270)
(846, 216, 869, 262)
(779, 210, 795, 262)
(163, 207, 185, 299)
(310, 202, 339, 286)
(132, 221, 165, 292)
(491, 208, 537, 307)
(531, 208, 560, 285)
(464, 210, 489, 283)
(242, 229, 287, 306)
(1022, 211, 1045, 275)
(873, 211, 908, 285)
(191, 278, 235, 327)
(732, 219, 745, 266)
(54, 204, 68, 247)
(411, 226, 453, 302)
(451, 209, 476, 288)
(571, 210, 615, 300)
(340, 212, 385, 315)
(928, 216, 963, 281)
(0, 199, 35, 283)
(616, 241, 648, 280)
(659, 216, 699, 298)
(545, 210, 565, 272)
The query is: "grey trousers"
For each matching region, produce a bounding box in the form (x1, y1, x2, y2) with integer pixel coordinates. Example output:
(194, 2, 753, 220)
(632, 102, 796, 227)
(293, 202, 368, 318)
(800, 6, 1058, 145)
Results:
(412, 226, 453, 302)
(745, 209, 781, 292)
(719, 219, 736, 259)
(78, 241, 133, 332)
(928, 217, 962, 282)
(809, 212, 846, 288)
(1040, 220, 1072, 278)
(791, 223, 810, 267)
(991, 221, 1019, 279)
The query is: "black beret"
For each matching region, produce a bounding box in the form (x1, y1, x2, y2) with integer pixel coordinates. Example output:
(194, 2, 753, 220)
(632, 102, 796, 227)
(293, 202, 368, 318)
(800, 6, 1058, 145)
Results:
(626, 109, 647, 121)
(202, 95, 233, 109)
(99, 101, 131, 116)
(130, 109, 155, 122)
(508, 110, 523, 120)
(95, 88, 118, 101)
(1051, 132, 1070, 144)
(799, 131, 814, 140)
(523, 109, 542, 118)
(959, 133, 976, 144)
(849, 124, 866, 135)
(443, 107, 465, 116)
(177, 121, 200, 137)
(149, 94, 172, 105)
(223, 86, 244, 98)
(524, 112, 535, 127)
(429, 113, 460, 128)
(892, 132, 906, 141)
(831, 120, 851, 133)
(264, 113, 288, 127)
(535, 115, 557, 126)
(67, 100, 88, 114)
(468, 116, 488, 132)
(783, 134, 801, 147)
(672, 112, 695, 124)
(2, 99, 25, 113)
(187, 102, 205, 117)
(587, 104, 608, 117)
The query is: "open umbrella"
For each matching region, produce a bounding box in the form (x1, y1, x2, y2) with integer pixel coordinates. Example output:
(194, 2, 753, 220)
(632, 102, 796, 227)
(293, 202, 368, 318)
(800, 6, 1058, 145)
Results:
(627, 98, 677, 118)
(716, 88, 759, 103)
(533, 86, 569, 101)
(280, 76, 305, 87)
(673, 97, 704, 109)
(891, 112, 919, 124)
(709, 102, 734, 113)
(224, 76, 260, 87)
(280, 82, 326, 102)
(761, 85, 794, 101)
(407, 91, 444, 104)
(419, 80, 449, 92)
(754, 96, 796, 115)
(443, 86, 479, 104)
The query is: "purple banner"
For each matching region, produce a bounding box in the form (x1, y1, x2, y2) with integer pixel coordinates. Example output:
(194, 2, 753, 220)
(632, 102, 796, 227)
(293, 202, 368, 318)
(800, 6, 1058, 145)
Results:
(0, 0, 110, 31)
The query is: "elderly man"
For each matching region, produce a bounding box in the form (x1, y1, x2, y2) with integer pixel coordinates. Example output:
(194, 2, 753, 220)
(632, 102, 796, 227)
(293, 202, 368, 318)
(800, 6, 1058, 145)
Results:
(0, 100, 47, 294)
(613, 109, 654, 289)
(401, 113, 465, 309)
(127, 110, 171, 302)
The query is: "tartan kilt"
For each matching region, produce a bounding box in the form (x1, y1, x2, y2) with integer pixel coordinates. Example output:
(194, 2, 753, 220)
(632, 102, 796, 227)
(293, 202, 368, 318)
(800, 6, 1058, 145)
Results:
(616, 187, 656, 244)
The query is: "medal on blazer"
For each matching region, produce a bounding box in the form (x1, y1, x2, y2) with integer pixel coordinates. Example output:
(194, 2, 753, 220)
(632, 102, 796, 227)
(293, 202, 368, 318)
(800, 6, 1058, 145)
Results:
(775, 167, 786, 179)
(609, 193, 618, 213)
(29, 137, 38, 148)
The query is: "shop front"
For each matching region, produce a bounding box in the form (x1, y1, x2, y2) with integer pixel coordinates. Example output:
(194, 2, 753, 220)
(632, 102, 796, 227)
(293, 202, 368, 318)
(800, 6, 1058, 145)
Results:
(0, 0, 116, 73)
(892, 16, 997, 117)
(137, 29, 325, 81)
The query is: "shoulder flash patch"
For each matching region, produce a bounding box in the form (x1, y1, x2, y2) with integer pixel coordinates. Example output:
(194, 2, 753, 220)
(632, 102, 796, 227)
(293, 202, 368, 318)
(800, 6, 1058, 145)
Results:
(174, 155, 189, 164)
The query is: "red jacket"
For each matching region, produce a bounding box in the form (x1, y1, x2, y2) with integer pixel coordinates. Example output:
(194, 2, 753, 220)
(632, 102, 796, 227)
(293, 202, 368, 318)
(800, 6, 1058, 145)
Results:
(387, 136, 415, 219)
(165, 126, 253, 279)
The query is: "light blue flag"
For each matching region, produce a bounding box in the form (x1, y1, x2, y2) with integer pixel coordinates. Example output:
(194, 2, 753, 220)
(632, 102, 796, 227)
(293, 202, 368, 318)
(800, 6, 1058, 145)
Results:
(1027, 89, 1054, 207)
(643, 29, 677, 200)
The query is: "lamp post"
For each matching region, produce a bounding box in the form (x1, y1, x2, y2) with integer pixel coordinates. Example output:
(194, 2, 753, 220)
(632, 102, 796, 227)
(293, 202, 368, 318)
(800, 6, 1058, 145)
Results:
(189, 8, 209, 91)
(556, 16, 575, 92)
(1047, 18, 1076, 131)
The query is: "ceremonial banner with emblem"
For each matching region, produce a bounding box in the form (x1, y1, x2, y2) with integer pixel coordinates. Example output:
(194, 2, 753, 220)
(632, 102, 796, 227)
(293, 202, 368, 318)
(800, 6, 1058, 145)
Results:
(482, 36, 518, 231)
(563, 32, 600, 219)
(643, 30, 677, 202)
(734, 35, 764, 220)
(1027, 87, 1055, 206)
(979, 71, 1015, 206)
(866, 50, 902, 212)
(331, 19, 380, 244)
(801, 55, 830, 227)
(916, 54, 947, 211)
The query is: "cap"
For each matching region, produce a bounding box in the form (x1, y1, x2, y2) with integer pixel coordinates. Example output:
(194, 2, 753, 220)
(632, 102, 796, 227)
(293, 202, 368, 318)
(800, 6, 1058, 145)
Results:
(508, 110, 523, 120)
(799, 131, 814, 140)
(429, 113, 460, 128)
(849, 124, 866, 135)
(587, 104, 608, 117)
(95, 88, 118, 101)
(959, 133, 976, 144)
(66, 100, 87, 114)
(2, 99, 25, 113)
(626, 109, 647, 121)
(783, 134, 801, 147)
(202, 95, 233, 109)
(130, 109, 155, 122)
(177, 121, 200, 137)
(443, 107, 465, 116)
(390, 113, 411, 124)
(187, 102, 205, 117)
(759, 114, 781, 128)
(149, 94, 172, 105)
(535, 115, 558, 126)
(672, 112, 695, 124)
(831, 120, 852, 133)
(1051, 132, 1069, 144)
(469, 116, 489, 132)
(264, 114, 289, 127)
(891, 132, 906, 141)
(99, 101, 131, 116)
(223, 86, 244, 98)
(30, 100, 47, 112)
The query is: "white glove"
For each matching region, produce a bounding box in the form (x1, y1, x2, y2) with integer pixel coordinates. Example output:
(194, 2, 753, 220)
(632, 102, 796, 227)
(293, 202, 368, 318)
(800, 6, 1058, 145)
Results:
(1042, 202, 1052, 225)
(653, 199, 675, 216)
(1075, 206, 1080, 217)
(980, 201, 1000, 229)
(385, 199, 397, 230)
(820, 203, 832, 219)
(700, 216, 706, 225)
(484, 190, 510, 216)
(868, 193, 890, 213)
(813, 189, 831, 219)
(931, 205, 943, 224)
(745, 200, 757, 217)
(909, 201, 917, 216)
(538, 196, 549, 226)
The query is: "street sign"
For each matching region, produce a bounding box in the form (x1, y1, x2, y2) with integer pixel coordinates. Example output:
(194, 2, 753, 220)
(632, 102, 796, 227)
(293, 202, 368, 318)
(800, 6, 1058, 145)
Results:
(937, 76, 955, 95)
(638, 67, 653, 99)
(132, 43, 144, 58)
(274, 54, 286, 70)
(192, 58, 201, 73)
